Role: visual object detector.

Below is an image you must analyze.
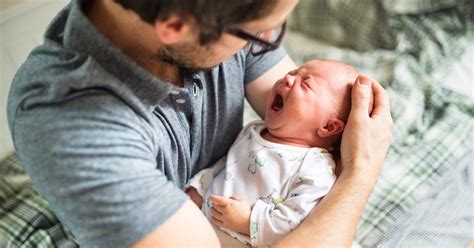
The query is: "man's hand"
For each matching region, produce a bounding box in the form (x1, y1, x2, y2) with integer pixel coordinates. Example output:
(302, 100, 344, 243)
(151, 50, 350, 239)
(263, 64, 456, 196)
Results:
(209, 195, 251, 235)
(185, 187, 204, 209)
(341, 75, 393, 180)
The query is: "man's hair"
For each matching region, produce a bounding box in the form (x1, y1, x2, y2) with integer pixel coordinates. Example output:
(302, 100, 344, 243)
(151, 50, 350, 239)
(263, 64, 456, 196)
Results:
(114, 0, 277, 45)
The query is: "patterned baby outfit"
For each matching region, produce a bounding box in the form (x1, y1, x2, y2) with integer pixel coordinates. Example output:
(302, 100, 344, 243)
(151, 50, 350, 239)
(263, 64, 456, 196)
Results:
(187, 121, 336, 246)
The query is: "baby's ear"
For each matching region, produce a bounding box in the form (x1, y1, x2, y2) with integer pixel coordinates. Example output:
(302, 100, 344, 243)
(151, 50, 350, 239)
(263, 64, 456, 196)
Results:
(317, 118, 345, 137)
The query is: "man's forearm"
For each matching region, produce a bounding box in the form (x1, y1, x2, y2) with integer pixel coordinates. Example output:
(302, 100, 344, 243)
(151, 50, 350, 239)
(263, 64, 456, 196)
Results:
(132, 201, 220, 247)
(274, 168, 377, 247)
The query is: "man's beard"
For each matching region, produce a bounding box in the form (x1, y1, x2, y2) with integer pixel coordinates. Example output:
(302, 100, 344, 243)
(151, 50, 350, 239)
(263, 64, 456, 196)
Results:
(151, 44, 216, 72)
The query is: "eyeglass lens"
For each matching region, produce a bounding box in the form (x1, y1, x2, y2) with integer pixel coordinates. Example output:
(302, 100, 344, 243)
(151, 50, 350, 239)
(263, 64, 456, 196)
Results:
(251, 25, 284, 54)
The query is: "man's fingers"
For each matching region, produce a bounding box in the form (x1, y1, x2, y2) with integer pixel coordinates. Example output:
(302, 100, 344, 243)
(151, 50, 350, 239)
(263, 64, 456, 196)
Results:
(209, 195, 231, 206)
(351, 75, 373, 118)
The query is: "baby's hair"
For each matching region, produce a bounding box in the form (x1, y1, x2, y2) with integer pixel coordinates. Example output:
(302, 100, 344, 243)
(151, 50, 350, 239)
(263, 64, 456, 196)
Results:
(313, 60, 359, 123)
(304, 59, 360, 151)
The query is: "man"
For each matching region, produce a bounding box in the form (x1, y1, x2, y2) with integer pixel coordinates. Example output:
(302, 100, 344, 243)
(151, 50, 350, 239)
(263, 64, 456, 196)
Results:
(7, 0, 392, 247)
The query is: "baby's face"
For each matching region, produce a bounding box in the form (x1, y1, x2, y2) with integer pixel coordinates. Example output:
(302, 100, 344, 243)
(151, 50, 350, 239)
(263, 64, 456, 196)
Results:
(264, 60, 357, 146)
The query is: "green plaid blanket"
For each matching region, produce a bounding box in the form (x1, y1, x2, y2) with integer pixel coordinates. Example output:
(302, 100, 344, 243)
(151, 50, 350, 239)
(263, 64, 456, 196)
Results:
(1, 0, 473, 247)
(0, 154, 78, 247)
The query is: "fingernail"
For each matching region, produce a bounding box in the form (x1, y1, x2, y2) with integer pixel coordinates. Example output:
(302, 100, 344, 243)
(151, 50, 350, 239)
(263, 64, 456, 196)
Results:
(359, 79, 369, 86)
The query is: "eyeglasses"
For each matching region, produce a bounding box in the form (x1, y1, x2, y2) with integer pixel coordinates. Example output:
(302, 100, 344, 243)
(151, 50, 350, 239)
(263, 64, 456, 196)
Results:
(225, 21, 287, 56)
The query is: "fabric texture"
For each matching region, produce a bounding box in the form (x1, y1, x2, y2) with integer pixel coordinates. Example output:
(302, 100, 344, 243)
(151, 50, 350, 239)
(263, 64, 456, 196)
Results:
(4, 0, 285, 247)
(377, 152, 473, 247)
(187, 121, 336, 246)
(0, 153, 78, 247)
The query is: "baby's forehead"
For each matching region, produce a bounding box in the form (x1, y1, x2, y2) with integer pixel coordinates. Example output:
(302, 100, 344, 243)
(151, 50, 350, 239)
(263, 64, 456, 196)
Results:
(302, 60, 358, 90)
(303, 60, 356, 119)
(302, 60, 356, 76)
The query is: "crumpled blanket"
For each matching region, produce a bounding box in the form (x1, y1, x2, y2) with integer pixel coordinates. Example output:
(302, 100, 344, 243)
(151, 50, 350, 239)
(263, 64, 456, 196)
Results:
(378, 152, 473, 247)
(0, 153, 78, 247)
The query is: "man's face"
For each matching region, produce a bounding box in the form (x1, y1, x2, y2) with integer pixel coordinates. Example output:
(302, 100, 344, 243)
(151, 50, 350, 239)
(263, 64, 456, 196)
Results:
(153, 0, 299, 71)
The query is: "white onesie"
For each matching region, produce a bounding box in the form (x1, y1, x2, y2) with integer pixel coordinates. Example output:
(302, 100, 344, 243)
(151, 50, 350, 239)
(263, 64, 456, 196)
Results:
(188, 121, 336, 246)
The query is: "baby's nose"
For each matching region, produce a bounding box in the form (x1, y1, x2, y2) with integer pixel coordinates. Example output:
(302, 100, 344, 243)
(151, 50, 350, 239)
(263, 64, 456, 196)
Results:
(284, 74, 296, 87)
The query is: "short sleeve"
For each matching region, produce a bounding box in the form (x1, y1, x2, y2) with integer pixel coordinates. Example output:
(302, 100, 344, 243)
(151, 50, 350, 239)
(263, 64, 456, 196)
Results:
(244, 46, 287, 84)
(9, 93, 188, 247)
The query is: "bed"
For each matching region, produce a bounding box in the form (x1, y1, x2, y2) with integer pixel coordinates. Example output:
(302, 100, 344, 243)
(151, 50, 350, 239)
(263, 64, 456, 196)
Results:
(1, 0, 473, 247)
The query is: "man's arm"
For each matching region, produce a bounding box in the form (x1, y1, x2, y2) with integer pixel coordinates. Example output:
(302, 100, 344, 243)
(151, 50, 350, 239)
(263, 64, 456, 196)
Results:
(274, 76, 393, 247)
(208, 162, 336, 246)
(274, 170, 376, 247)
(245, 55, 298, 118)
(132, 201, 220, 247)
(9, 92, 221, 247)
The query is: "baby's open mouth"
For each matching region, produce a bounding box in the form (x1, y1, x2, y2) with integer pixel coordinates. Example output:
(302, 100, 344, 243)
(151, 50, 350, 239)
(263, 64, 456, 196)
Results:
(271, 93, 284, 112)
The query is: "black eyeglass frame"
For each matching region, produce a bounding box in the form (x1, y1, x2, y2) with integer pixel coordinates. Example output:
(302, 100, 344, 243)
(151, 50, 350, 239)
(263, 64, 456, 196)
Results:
(225, 21, 287, 56)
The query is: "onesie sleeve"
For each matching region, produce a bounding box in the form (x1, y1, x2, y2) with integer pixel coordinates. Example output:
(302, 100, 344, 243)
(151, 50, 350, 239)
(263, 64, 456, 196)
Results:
(249, 154, 336, 246)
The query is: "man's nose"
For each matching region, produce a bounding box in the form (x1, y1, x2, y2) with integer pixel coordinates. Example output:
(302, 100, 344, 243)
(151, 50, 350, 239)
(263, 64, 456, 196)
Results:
(260, 30, 275, 41)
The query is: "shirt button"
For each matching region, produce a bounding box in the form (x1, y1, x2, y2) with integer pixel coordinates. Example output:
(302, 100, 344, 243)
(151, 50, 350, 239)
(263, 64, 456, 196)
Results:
(170, 90, 180, 95)
(192, 83, 199, 97)
(176, 98, 186, 104)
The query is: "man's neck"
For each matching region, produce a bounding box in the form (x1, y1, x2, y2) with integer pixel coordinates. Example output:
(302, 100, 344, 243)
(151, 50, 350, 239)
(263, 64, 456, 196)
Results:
(86, 0, 183, 86)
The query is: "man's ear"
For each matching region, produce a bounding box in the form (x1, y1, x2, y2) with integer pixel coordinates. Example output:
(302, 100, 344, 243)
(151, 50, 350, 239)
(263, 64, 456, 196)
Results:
(317, 118, 345, 138)
(153, 15, 193, 45)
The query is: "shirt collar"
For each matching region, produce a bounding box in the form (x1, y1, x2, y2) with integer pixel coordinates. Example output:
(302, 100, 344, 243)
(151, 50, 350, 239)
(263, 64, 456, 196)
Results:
(49, 0, 176, 108)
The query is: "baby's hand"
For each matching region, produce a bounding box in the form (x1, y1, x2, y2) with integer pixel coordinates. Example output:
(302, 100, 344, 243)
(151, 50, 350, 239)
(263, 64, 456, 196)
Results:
(185, 187, 203, 209)
(209, 195, 251, 235)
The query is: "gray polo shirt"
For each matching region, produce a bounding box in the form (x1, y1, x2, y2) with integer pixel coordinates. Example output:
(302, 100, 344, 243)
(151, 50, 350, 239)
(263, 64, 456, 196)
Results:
(6, 0, 286, 247)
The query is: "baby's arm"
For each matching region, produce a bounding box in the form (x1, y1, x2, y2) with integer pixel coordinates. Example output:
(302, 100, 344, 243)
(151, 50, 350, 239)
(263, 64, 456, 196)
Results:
(248, 167, 336, 245)
(208, 164, 335, 246)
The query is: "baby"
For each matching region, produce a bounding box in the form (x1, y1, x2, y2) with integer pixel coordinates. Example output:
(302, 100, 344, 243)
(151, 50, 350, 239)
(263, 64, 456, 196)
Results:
(186, 59, 368, 246)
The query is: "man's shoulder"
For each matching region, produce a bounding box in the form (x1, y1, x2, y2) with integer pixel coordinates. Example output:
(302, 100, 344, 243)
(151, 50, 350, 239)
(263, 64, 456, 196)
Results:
(7, 42, 150, 131)
(15, 41, 90, 78)
(10, 42, 100, 102)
